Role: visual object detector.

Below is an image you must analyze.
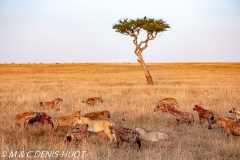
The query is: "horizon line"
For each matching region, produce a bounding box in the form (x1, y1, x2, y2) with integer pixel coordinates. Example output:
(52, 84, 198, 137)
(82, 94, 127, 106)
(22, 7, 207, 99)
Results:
(1, 62, 240, 65)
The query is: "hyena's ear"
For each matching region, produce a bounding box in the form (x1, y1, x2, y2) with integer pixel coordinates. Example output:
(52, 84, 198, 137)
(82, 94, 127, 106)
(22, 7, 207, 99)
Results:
(78, 110, 81, 116)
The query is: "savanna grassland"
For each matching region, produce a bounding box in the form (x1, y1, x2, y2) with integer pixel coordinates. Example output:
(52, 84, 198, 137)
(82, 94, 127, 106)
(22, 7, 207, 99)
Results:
(0, 63, 240, 160)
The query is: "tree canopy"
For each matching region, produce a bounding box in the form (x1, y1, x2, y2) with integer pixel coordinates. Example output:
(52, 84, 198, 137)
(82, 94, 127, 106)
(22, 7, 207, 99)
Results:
(113, 17, 170, 39)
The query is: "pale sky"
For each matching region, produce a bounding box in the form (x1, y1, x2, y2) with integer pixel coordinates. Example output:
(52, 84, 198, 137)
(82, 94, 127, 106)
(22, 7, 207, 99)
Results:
(0, 0, 240, 63)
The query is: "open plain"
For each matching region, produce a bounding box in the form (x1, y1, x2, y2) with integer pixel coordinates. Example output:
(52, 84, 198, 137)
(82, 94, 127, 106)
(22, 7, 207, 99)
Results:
(0, 63, 240, 160)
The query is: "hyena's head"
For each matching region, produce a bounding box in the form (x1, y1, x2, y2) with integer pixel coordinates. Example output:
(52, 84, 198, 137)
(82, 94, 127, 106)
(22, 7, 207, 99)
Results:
(81, 124, 89, 130)
(208, 116, 215, 130)
(229, 107, 237, 113)
(55, 98, 63, 103)
(75, 124, 89, 131)
(154, 104, 163, 112)
(71, 111, 81, 117)
(96, 97, 103, 103)
(193, 105, 200, 111)
(108, 125, 114, 134)
(103, 110, 111, 118)
(154, 103, 169, 112)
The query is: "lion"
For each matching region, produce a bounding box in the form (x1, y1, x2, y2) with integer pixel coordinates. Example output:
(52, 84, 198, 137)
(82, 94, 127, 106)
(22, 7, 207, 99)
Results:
(52, 111, 81, 130)
(135, 128, 170, 142)
(72, 116, 115, 142)
(15, 111, 37, 128)
(40, 98, 63, 110)
(81, 97, 103, 106)
(83, 110, 110, 119)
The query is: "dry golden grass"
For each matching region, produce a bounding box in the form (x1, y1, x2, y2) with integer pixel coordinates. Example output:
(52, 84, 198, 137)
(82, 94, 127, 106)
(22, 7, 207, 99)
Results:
(0, 62, 240, 160)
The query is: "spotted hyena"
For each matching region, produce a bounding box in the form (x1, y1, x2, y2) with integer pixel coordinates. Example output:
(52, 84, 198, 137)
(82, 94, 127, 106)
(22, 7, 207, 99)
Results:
(83, 110, 110, 119)
(213, 117, 240, 138)
(81, 97, 103, 106)
(65, 124, 89, 143)
(108, 124, 141, 149)
(229, 107, 240, 121)
(193, 105, 215, 129)
(168, 107, 194, 125)
(52, 111, 81, 130)
(15, 111, 37, 128)
(40, 98, 63, 110)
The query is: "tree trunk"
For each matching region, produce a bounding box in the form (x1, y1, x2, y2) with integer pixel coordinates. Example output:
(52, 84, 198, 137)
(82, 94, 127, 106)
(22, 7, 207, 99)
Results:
(137, 55, 153, 85)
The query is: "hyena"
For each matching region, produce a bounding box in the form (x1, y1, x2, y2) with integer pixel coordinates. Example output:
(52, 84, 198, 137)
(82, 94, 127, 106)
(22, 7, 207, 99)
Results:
(108, 124, 141, 149)
(193, 105, 215, 129)
(15, 111, 37, 129)
(65, 124, 89, 143)
(83, 110, 110, 119)
(40, 98, 63, 110)
(154, 102, 173, 112)
(52, 111, 81, 130)
(81, 97, 103, 106)
(212, 117, 240, 138)
(168, 107, 194, 125)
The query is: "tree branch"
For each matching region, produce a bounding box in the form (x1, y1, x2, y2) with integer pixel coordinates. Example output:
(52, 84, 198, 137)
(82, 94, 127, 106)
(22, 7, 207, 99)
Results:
(148, 32, 158, 40)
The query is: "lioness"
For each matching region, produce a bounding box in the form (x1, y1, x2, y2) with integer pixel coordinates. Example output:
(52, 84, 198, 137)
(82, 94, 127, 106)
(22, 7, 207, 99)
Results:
(72, 116, 115, 142)
(135, 128, 170, 141)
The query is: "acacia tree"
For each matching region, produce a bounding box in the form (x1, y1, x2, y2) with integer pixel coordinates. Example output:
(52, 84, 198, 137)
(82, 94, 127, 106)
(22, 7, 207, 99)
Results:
(113, 16, 170, 85)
